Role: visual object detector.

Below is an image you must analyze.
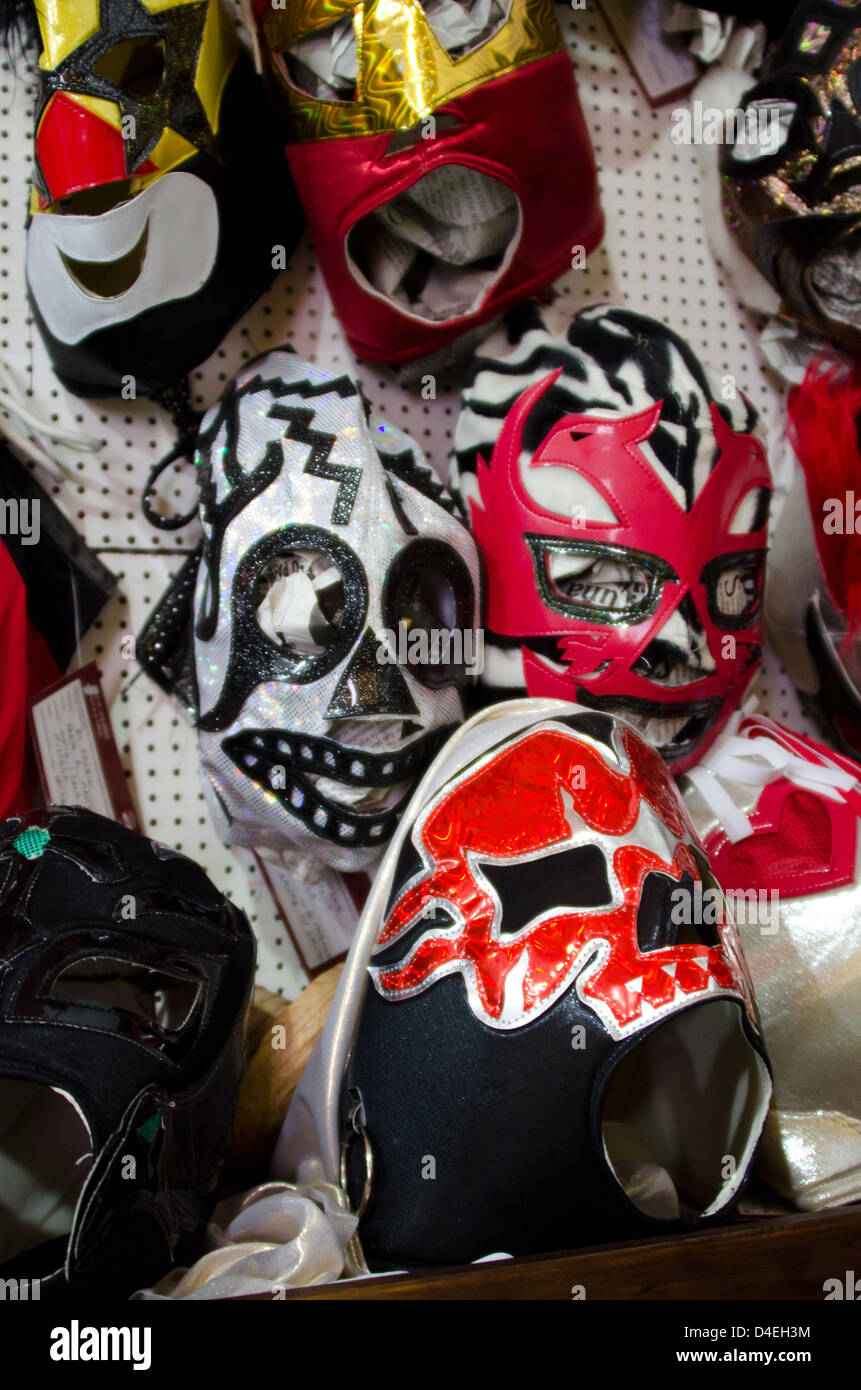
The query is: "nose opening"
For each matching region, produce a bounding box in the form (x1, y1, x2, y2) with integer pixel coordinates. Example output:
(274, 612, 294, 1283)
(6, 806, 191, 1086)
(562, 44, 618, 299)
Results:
(633, 595, 715, 687)
(600, 1000, 770, 1222)
(326, 629, 419, 718)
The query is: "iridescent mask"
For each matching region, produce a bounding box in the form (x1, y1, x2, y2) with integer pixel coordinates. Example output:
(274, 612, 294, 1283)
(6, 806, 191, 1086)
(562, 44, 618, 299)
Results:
(243, 0, 603, 364)
(191, 351, 480, 870)
(721, 0, 861, 353)
(683, 709, 861, 1212)
(26, 0, 301, 397)
(453, 305, 772, 772)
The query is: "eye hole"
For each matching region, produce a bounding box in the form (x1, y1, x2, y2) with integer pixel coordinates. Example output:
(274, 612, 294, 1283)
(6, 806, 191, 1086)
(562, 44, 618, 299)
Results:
(713, 564, 762, 618)
(526, 537, 674, 626)
(94, 36, 166, 97)
(637, 868, 721, 953)
(547, 551, 652, 613)
(254, 550, 346, 656)
(383, 539, 475, 687)
(277, 18, 358, 103)
(714, 564, 761, 617)
(700, 552, 763, 628)
(422, 0, 512, 57)
(49, 956, 201, 1035)
(396, 564, 458, 631)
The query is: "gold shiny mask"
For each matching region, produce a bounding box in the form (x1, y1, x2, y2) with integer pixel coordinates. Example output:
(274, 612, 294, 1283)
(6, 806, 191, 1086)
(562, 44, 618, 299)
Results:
(252, 0, 563, 142)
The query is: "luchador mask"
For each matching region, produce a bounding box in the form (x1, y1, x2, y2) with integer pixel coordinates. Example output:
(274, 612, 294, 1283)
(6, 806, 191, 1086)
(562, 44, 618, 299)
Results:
(191, 350, 481, 871)
(25, 0, 302, 397)
(720, 0, 861, 354)
(682, 708, 861, 1211)
(274, 700, 771, 1268)
(0, 806, 254, 1297)
(243, 0, 603, 364)
(452, 304, 772, 773)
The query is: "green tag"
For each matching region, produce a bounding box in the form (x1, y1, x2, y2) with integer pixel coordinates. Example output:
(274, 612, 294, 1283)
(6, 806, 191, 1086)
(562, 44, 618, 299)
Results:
(136, 1112, 161, 1144)
(13, 827, 50, 860)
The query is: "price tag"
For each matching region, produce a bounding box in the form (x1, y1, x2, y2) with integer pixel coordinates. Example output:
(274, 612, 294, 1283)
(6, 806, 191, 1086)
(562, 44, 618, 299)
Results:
(28, 663, 140, 830)
(256, 854, 369, 976)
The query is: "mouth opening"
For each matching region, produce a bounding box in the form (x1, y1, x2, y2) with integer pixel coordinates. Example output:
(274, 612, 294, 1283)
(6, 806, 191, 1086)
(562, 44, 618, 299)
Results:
(601, 1000, 769, 1221)
(223, 723, 454, 847)
(59, 220, 150, 299)
(0, 1080, 93, 1277)
(574, 692, 720, 763)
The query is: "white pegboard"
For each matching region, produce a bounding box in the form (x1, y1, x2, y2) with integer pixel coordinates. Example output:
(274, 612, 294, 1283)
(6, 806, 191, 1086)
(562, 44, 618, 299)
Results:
(0, 4, 819, 996)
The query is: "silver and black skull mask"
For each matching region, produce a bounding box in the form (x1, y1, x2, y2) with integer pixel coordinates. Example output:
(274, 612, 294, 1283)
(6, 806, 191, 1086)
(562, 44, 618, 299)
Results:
(191, 351, 481, 871)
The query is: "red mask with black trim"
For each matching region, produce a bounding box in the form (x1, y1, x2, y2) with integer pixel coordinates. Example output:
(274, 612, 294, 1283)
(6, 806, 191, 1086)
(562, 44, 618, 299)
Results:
(245, 0, 603, 365)
(454, 305, 773, 772)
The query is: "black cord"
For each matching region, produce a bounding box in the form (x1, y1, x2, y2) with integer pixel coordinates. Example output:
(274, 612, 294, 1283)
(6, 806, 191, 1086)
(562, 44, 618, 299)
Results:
(141, 378, 204, 531)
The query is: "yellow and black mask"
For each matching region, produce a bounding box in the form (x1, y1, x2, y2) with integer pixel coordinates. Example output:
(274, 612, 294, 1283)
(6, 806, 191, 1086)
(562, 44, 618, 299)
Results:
(24, 0, 302, 398)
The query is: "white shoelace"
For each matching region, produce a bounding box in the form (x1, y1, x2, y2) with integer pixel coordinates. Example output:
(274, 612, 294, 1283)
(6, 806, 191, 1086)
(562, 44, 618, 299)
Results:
(685, 700, 859, 843)
(0, 361, 103, 481)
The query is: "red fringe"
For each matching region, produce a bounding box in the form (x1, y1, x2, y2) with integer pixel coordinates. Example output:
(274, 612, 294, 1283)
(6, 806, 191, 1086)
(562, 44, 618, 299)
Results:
(789, 357, 861, 646)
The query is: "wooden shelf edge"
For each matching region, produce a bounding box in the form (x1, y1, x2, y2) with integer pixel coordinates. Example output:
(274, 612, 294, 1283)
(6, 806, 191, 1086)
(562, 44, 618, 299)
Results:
(261, 1205, 861, 1301)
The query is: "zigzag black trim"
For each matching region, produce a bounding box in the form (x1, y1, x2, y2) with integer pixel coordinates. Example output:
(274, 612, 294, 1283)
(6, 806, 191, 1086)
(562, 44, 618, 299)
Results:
(269, 402, 360, 525)
(265, 374, 358, 401)
(379, 447, 458, 519)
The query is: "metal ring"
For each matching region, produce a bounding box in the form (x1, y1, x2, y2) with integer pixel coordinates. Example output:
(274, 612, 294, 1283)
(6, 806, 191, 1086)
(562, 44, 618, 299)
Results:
(340, 1092, 374, 1221)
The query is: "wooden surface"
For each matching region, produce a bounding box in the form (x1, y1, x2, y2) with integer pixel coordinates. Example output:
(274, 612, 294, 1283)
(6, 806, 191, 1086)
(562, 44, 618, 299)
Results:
(227, 965, 343, 1182)
(274, 1206, 861, 1300)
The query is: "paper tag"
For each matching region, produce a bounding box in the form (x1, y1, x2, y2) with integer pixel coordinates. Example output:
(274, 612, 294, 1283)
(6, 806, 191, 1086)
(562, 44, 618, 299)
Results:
(28, 663, 140, 831)
(256, 854, 368, 975)
(599, 0, 698, 106)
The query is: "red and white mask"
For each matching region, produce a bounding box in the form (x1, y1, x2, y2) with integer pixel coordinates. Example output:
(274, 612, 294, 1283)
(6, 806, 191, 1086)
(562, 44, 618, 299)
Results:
(453, 305, 773, 772)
